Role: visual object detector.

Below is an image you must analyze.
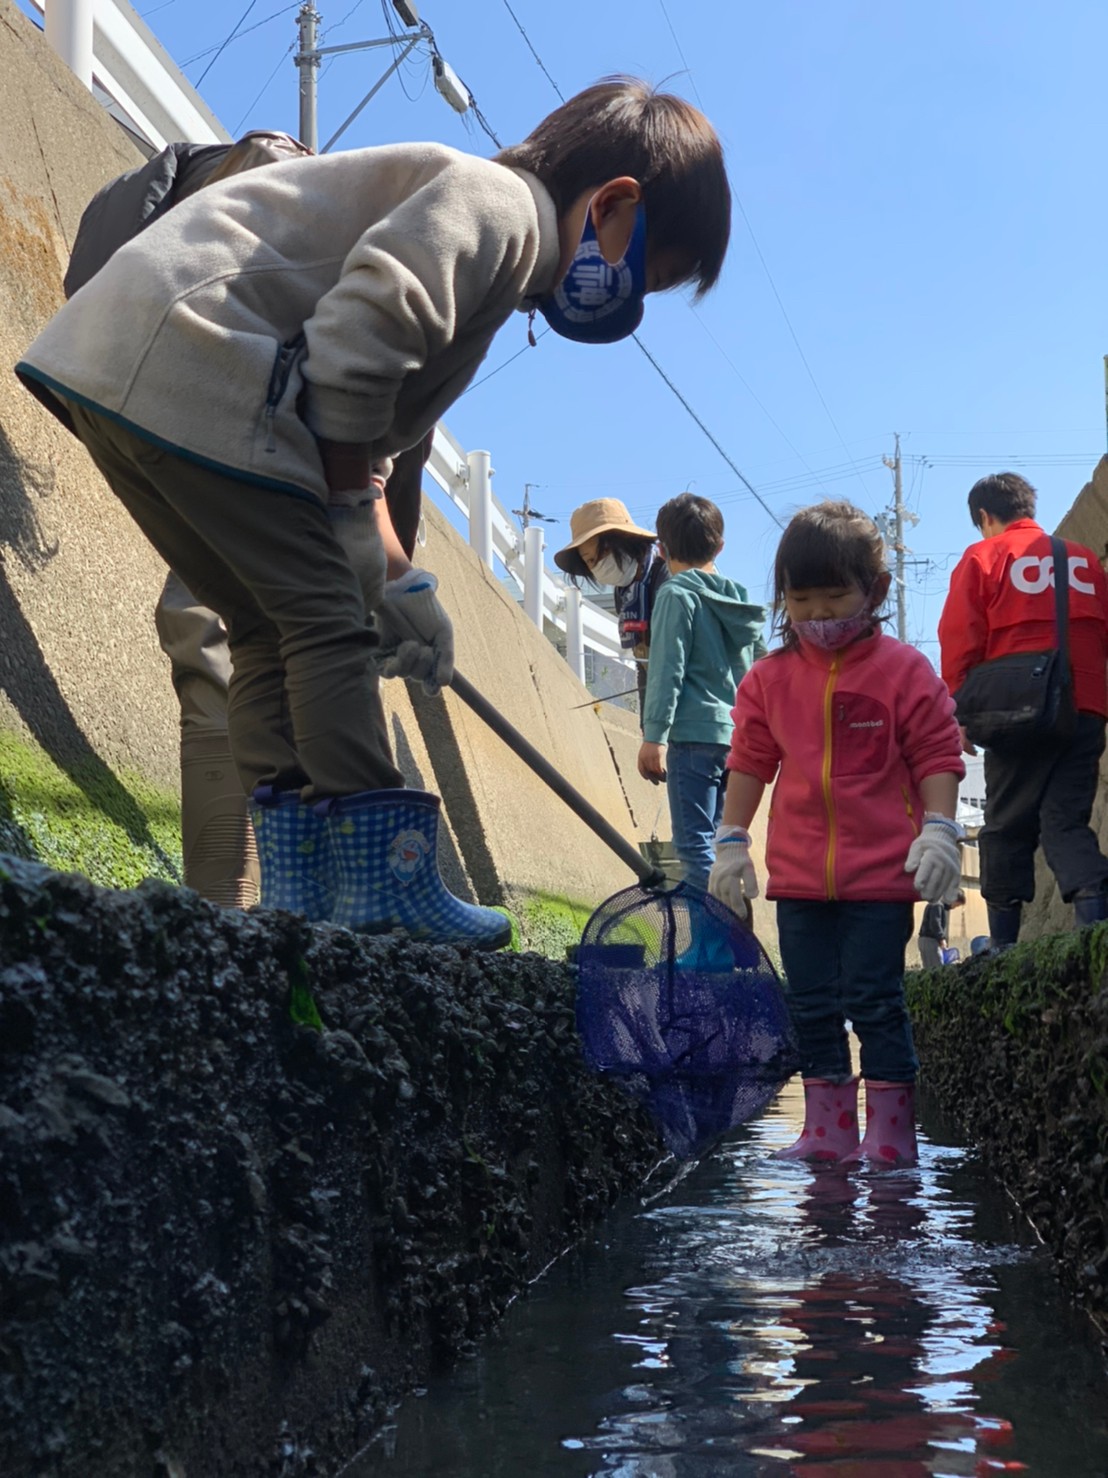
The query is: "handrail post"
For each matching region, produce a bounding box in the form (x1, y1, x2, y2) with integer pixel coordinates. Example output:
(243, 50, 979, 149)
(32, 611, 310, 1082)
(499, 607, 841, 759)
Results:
(523, 524, 544, 629)
(46, 0, 94, 88)
(466, 449, 493, 569)
(563, 583, 585, 681)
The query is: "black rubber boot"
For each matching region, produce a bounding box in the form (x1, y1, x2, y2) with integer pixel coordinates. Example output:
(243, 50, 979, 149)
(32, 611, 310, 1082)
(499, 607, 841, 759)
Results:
(986, 903, 1022, 950)
(1073, 889, 1108, 927)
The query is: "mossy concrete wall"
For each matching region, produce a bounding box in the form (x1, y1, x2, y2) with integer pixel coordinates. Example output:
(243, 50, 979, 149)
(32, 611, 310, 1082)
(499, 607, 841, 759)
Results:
(0, 854, 661, 1477)
(907, 928, 1108, 1328)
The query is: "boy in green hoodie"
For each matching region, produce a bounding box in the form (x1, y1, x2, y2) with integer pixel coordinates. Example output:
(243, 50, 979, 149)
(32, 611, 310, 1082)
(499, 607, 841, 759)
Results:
(638, 494, 766, 893)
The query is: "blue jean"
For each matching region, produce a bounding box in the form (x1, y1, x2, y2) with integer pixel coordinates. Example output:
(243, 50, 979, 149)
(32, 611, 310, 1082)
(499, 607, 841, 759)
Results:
(776, 900, 918, 1083)
(665, 742, 729, 893)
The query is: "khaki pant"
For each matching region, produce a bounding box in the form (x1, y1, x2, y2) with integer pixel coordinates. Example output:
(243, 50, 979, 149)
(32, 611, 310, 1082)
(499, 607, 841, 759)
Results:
(154, 571, 259, 906)
(70, 402, 402, 799)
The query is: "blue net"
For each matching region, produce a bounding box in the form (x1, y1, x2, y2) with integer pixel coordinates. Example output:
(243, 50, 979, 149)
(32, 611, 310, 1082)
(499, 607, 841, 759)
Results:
(576, 882, 799, 1159)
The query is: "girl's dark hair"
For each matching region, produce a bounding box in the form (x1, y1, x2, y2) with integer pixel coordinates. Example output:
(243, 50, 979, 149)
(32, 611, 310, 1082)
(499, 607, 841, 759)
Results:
(563, 530, 655, 587)
(497, 77, 731, 298)
(772, 501, 888, 650)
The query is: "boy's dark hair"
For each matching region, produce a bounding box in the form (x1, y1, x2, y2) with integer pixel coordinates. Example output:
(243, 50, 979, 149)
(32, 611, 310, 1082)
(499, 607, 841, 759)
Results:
(967, 472, 1037, 529)
(656, 493, 724, 565)
(563, 530, 655, 587)
(772, 501, 888, 650)
(497, 78, 731, 298)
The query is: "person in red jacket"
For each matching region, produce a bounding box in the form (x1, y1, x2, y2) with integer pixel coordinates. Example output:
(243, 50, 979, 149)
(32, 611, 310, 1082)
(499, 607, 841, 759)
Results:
(938, 472, 1108, 947)
(708, 501, 965, 1167)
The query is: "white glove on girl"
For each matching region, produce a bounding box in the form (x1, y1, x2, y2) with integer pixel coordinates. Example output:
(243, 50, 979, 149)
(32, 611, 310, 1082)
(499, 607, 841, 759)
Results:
(375, 568, 455, 697)
(708, 825, 760, 920)
(904, 813, 963, 902)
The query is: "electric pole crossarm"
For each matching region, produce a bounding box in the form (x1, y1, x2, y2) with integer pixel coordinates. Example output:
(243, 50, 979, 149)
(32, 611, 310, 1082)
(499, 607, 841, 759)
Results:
(300, 25, 430, 62)
(321, 36, 422, 152)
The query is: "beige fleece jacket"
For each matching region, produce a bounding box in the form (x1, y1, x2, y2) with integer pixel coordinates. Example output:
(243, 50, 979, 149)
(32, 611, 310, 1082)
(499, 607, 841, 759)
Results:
(17, 142, 559, 502)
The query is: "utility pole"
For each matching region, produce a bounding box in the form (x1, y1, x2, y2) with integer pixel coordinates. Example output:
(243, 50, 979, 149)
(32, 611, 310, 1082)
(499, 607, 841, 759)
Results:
(292, 2, 466, 156)
(294, 3, 320, 152)
(512, 487, 556, 631)
(513, 485, 555, 531)
(880, 433, 918, 644)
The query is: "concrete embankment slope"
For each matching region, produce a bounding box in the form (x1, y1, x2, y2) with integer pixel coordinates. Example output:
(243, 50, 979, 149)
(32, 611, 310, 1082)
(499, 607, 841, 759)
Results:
(0, 0, 679, 951)
(0, 854, 661, 1477)
(908, 927, 1108, 1331)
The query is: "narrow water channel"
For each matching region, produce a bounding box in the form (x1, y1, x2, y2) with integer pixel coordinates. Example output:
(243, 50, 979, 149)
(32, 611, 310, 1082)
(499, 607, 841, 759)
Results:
(346, 1081, 1108, 1477)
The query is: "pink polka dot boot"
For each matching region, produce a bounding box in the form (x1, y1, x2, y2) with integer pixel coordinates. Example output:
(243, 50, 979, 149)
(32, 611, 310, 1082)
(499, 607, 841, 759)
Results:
(775, 1077, 860, 1163)
(842, 1080, 918, 1169)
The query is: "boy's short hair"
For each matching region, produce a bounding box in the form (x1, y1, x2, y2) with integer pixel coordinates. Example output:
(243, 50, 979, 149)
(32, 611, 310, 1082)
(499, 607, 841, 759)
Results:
(967, 472, 1037, 528)
(656, 493, 724, 565)
(497, 78, 731, 297)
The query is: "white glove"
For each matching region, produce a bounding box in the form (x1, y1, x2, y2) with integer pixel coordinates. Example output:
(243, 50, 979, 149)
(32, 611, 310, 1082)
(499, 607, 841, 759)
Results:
(375, 568, 455, 697)
(904, 814, 963, 902)
(708, 824, 760, 921)
(327, 500, 387, 617)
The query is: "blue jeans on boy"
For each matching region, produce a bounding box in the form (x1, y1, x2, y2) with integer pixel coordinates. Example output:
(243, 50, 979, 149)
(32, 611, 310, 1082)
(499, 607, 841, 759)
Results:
(776, 900, 918, 1082)
(666, 742, 729, 893)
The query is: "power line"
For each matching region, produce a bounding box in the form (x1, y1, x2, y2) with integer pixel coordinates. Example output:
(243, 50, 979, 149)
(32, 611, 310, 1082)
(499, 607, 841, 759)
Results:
(463, 327, 550, 395)
(690, 306, 834, 497)
(480, 6, 779, 528)
(655, 0, 875, 505)
(232, 40, 294, 133)
(185, 3, 297, 70)
(500, 1, 565, 101)
(631, 336, 784, 528)
(194, 1, 259, 81)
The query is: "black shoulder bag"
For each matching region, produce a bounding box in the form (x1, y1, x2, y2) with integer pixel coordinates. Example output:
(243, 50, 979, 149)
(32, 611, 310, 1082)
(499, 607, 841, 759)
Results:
(954, 536, 1077, 750)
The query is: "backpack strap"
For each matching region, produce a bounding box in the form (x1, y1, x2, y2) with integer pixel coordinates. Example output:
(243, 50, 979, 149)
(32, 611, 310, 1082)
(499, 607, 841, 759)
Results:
(1051, 535, 1071, 686)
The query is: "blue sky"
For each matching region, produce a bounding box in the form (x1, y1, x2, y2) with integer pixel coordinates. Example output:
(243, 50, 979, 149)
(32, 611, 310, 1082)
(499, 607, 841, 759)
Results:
(24, 0, 1108, 655)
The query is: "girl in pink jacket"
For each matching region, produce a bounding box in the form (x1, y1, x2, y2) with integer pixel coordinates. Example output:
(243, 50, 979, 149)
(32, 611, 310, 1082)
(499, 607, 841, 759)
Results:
(708, 502, 965, 1166)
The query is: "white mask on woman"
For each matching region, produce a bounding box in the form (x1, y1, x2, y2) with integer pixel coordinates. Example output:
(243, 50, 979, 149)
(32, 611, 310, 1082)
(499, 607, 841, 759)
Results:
(589, 552, 641, 588)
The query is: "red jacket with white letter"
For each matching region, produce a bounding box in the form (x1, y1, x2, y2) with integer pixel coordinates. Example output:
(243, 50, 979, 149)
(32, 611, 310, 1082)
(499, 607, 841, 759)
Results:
(938, 519, 1108, 717)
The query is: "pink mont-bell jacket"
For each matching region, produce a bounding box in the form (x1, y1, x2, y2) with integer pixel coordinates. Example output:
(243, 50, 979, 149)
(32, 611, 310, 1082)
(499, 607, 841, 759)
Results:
(728, 631, 965, 902)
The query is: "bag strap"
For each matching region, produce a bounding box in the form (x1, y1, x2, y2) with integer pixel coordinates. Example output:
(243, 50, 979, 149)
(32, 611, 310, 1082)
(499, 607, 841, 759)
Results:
(1050, 536, 1071, 682)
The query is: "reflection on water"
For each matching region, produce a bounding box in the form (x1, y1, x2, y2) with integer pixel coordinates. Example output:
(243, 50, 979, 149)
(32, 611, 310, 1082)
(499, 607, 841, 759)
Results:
(345, 1082, 1108, 1477)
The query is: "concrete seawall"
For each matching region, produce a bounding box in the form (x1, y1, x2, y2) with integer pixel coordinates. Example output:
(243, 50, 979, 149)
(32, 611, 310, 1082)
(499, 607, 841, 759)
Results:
(0, 855, 662, 1476)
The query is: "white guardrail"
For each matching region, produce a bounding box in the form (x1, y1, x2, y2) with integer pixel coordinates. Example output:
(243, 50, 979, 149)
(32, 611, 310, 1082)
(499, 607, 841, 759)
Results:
(31, 0, 632, 687)
(426, 426, 632, 681)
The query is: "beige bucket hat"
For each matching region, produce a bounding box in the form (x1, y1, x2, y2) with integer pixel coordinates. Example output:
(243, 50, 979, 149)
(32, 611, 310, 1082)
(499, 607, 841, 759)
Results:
(552, 498, 656, 573)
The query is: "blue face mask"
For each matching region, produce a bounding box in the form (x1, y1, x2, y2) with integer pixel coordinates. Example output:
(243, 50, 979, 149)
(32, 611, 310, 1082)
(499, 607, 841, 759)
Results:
(533, 201, 647, 344)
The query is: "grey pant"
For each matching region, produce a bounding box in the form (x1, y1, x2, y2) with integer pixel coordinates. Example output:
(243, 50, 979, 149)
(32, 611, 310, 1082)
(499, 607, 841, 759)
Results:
(70, 403, 403, 803)
(917, 935, 942, 970)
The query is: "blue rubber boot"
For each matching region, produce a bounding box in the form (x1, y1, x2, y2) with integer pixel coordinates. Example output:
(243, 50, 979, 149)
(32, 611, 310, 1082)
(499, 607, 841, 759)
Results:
(250, 785, 336, 922)
(320, 789, 512, 949)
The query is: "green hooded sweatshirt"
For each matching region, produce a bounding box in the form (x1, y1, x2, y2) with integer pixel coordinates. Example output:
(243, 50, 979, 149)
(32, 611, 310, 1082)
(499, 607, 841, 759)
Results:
(641, 569, 766, 746)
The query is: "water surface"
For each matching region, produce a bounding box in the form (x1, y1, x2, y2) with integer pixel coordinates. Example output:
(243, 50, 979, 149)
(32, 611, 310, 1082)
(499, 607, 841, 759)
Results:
(346, 1081, 1108, 1476)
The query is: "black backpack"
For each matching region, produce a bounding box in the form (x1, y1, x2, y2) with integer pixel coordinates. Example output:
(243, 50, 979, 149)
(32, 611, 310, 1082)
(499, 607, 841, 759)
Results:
(64, 131, 309, 299)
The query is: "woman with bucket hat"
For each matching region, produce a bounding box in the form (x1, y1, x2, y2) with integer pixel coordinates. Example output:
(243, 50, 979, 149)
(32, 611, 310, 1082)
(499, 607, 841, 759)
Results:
(554, 498, 669, 719)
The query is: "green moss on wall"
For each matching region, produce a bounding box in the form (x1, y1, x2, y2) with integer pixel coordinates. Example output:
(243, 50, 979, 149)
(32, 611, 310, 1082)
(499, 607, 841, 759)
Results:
(511, 888, 595, 960)
(0, 728, 181, 889)
(907, 924, 1108, 1040)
